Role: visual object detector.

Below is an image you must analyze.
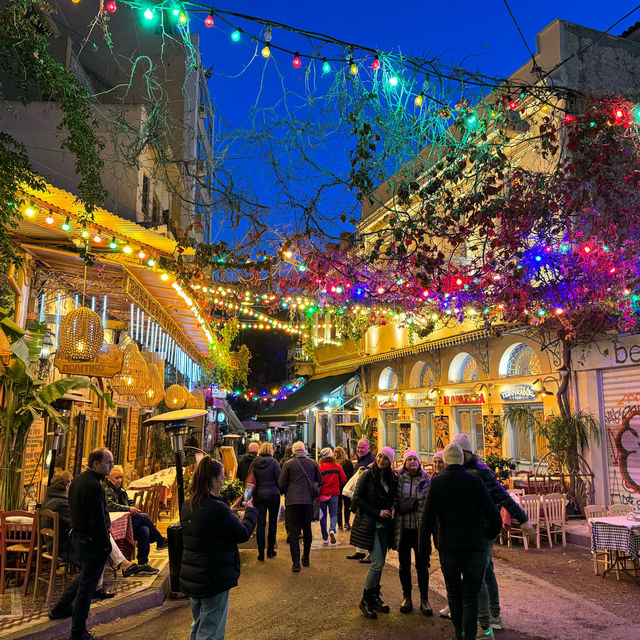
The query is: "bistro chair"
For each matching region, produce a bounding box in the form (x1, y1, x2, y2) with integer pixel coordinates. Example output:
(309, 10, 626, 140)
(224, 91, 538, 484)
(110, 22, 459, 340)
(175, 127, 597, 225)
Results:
(0, 510, 36, 595)
(508, 495, 541, 550)
(584, 504, 609, 575)
(607, 504, 634, 517)
(33, 509, 72, 606)
(540, 494, 567, 547)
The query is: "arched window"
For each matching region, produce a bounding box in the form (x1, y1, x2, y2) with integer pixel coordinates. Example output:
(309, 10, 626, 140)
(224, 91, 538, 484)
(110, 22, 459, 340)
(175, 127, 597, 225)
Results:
(419, 363, 435, 388)
(449, 352, 480, 383)
(500, 343, 542, 378)
(409, 360, 435, 388)
(378, 367, 399, 391)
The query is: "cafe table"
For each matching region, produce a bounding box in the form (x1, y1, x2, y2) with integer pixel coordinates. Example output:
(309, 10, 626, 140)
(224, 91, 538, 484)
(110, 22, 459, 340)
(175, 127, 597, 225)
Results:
(110, 511, 135, 560)
(588, 513, 640, 582)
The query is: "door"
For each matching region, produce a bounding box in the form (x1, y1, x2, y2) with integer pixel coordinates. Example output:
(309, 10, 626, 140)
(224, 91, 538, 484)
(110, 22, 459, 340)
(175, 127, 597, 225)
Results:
(456, 407, 484, 455)
(382, 411, 399, 450)
(414, 409, 436, 455)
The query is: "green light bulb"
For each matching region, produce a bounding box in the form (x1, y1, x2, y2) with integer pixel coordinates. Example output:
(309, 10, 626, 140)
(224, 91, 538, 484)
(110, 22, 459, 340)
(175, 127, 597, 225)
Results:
(389, 76, 399, 87)
(62, 217, 71, 231)
(322, 59, 331, 73)
(231, 30, 240, 41)
(143, 8, 153, 20)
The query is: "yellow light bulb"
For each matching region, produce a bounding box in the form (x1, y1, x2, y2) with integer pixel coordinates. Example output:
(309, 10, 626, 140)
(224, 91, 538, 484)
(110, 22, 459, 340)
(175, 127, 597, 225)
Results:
(262, 45, 270, 58)
(350, 63, 358, 75)
(25, 207, 35, 217)
(161, 273, 169, 281)
(414, 94, 423, 107)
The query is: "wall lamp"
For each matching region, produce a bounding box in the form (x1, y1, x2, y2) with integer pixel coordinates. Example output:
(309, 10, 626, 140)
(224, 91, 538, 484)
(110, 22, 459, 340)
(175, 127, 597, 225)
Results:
(533, 376, 559, 397)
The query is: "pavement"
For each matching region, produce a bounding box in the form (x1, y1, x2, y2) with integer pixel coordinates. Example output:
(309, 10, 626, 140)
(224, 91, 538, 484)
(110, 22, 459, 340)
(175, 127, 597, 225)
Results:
(1, 517, 628, 640)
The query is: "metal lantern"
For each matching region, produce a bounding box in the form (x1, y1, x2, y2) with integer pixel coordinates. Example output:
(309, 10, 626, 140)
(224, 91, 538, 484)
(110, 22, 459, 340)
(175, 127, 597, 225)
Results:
(0, 326, 11, 366)
(136, 363, 165, 408)
(165, 383, 188, 409)
(57, 306, 104, 361)
(110, 342, 150, 398)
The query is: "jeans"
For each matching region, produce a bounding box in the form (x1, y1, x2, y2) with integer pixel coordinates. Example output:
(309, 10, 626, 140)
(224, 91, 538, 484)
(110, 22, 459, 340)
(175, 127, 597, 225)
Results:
(285, 504, 313, 564)
(189, 590, 230, 640)
(398, 528, 430, 599)
(54, 546, 109, 638)
(132, 512, 164, 564)
(439, 549, 490, 640)
(337, 495, 351, 528)
(478, 538, 500, 628)
(364, 528, 389, 590)
(320, 495, 338, 541)
(255, 497, 279, 553)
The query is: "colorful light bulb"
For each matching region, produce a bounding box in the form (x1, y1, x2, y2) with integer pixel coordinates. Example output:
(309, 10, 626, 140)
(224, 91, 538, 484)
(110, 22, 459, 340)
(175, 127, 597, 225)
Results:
(371, 57, 380, 70)
(106, 1, 116, 13)
(205, 12, 214, 27)
(81, 229, 89, 238)
(93, 234, 102, 243)
(509, 99, 518, 110)
(62, 217, 71, 231)
(231, 30, 241, 41)
(349, 60, 358, 75)
(147, 258, 155, 267)
(414, 93, 423, 107)
(321, 58, 331, 73)
(109, 238, 117, 249)
(138, 250, 146, 259)
(161, 273, 169, 281)
(388, 76, 398, 87)
(292, 53, 302, 68)
(172, 5, 180, 16)
(179, 12, 187, 24)
(45, 214, 54, 224)
(143, 8, 154, 20)
(25, 206, 35, 217)
(261, 45, 270, 58)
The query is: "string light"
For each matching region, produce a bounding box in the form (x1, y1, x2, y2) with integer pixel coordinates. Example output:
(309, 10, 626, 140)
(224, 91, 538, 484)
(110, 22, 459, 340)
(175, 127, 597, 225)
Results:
(349, 59, 358, 75)
(143, 8, 154, 20)
(106, 1, 116, 13)
(25, 206, 35, 217)
(45, 214, 54, 224)
(231, 29, 241, 41)
(414, 93, 423, 107)
(292, 53, 302, 68)
(205, 11, 214, 28)
(93, 233, 102, 243)
(322, 58, 331, 73)
(261, 45, 271, 58)
(62, 217, 71, 231)
(371, 57, 380, 70)
(109, 237, 117, 249)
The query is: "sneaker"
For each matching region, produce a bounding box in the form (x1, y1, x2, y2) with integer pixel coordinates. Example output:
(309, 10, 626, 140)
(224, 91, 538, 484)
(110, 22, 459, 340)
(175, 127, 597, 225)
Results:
(490, 615, 503, 630)
(122, 563, 142, 578)
(329, 531, 336, 544)
(477, 627, 495, 639)
(136, 563, 159, 575)
(439, 605, 451, 618)
(156, 537, 168, 550)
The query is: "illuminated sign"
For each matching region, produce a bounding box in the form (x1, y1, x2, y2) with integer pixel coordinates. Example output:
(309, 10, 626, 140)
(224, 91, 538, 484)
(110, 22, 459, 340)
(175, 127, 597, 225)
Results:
(499, 385, 537, 401)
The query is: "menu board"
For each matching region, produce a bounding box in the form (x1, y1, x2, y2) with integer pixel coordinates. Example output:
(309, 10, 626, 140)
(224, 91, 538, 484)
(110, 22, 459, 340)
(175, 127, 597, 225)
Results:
(23, 418, 45, 485)
(128, 406, 139, 462)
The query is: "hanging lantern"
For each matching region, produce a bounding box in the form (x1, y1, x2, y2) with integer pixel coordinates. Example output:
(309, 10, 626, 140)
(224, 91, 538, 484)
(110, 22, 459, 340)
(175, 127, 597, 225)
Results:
(190, 389, 206, 409)
(0, 326, 12, 366)
(165, 383, 188, 409)
(135, 363, 165, 407)
(184, 392, 199, 409)
(110, 342, 149, 397)
(57, 306, 104, 361)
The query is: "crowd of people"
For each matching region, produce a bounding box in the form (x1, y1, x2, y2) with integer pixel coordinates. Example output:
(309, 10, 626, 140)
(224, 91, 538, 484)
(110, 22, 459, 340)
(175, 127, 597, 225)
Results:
(187, 433, 534, 640)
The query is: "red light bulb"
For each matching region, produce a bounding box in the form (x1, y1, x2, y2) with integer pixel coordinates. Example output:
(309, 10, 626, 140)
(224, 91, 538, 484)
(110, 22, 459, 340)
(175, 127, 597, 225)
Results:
(565, 114, 573, 123)
(371, 57, 380, 70)
(205, 13, 214, 27)
(509, 99, 518, 110)
(106, 0, 116, 13)
(293, 53, 302, 68)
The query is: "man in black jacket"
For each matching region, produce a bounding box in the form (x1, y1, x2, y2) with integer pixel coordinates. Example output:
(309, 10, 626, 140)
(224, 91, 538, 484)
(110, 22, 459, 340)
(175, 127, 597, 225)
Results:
(420, 443, 502, 640)
(237, 441, 259, 482)
(347, 439, 376, 561)
(105, 465, 166, 574)
(48, 448, 114, 640)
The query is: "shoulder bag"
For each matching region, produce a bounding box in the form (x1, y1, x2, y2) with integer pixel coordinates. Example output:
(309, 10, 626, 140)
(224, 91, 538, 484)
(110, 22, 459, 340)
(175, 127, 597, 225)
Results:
(295, 457, 320, 499)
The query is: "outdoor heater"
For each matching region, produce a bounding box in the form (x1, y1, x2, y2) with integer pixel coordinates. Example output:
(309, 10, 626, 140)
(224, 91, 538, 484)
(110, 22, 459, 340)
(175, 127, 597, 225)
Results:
(144, 408, 207, 595)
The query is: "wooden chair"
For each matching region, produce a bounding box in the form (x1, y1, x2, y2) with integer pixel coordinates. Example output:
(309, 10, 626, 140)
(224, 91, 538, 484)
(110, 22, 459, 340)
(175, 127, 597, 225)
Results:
(585, 504, 609, 575)
(132, 489, 147, 511)
(513, 470, 533, 493)
(0, 510, 36, 595)
(509, 488, 526, 498)
(608, 504, 634, 517)
(33, 509, 71, 606)
(541, 494, 567, 548)
(508, 495, 541, 550)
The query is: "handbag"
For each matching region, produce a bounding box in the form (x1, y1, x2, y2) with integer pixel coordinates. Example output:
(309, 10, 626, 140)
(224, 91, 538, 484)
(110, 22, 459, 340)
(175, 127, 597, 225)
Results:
(312, 500, 321, 522)
(342, 467, 364, 499)
(295, 457, 320, 499)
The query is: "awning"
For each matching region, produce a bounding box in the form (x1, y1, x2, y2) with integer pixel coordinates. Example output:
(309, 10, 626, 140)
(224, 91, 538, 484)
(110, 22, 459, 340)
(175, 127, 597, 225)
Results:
(258, 371, 358, 422)
(212, 398, 245, 435)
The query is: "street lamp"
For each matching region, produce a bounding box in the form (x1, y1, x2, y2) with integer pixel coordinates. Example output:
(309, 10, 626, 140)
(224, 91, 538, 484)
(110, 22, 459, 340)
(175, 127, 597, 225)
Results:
(39, 330, 54, 378)
(533, 376, 559, 397)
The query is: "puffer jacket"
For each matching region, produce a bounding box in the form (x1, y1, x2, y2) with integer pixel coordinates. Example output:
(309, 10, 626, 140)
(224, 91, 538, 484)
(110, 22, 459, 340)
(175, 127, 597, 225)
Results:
(393, 467, 430, 550)
(180, 495, 258, 599)
(349, 464, 398, 551)
(249, 455, 281, 504)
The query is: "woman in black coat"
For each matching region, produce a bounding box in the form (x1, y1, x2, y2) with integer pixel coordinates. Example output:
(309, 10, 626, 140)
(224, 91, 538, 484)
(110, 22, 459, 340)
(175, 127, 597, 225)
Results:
(334, 446, 354, 530)
(249, 442, 281, 561)
(180, 456, 258, 640)
(350, 446, 398, 618)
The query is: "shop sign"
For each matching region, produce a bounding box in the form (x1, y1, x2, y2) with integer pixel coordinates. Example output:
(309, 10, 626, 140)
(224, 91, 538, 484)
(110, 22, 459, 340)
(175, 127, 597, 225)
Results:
(378, 399, 397, 408)
(443, 393, 484, 405)
(23, 418, 45, 485)
(499, 385, 537, 401)
(128, 406, 139, 462)
(55, 343, 123, 377)
(406, 394, 435, 407)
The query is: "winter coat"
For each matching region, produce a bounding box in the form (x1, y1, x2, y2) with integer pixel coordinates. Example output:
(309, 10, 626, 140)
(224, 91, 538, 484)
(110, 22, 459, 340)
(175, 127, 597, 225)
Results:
(419, 464, 502, 555)
(278, 453, 323, 506)
(340, 458, 354, 484)
(104, 480, 132, 513)
(249, 455, 281, 504)
(237, 452, 258, 483)
(68, 469, 110, 555)
(464, 454, 528, 523)
(180, 495, 258, 599)
(354, 451, 375, 472)
(319, 461, 347, 498)
(393, 467, 430, 550)
(349, 465, 398, 551)
(41, 486, 72, 556)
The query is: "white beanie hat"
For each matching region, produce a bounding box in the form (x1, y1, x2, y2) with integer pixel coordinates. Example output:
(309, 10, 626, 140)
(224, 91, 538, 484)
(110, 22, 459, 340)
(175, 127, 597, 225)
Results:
(377, 446, 395, 463)
(443, 443, 464, 466)
(320, 447, 333, 458)
(453, 433, 473, 453)
(403, 449, 419, 463)
(432, 450, 444, 461)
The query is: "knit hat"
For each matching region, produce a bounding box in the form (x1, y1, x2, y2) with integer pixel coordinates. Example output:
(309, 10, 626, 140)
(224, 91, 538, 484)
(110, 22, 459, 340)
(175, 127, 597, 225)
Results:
(291, 441, 306, 454)
(377, 446, 395, 463)
(403, 449, 419, 463)
(453, 433, 473, 452)
(320, 447, 333, 458)
(432, 450, 444, 462)
(443, 443, 464, 466)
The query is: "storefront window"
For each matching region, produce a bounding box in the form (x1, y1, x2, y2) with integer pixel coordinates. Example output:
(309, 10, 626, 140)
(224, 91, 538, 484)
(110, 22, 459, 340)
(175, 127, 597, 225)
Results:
(505, 343, 542, 377)
(508, 406, 545, 463)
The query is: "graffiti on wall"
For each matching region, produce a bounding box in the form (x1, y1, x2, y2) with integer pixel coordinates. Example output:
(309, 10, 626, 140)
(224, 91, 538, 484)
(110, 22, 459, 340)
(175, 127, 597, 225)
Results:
(483, 415, 502, 457)
(606, 402, 640, 510)
(434, 416, 450, 449)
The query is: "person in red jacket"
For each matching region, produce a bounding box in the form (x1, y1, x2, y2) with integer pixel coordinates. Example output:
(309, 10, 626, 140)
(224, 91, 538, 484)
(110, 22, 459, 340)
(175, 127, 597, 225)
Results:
(318, 447, 347, 545)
